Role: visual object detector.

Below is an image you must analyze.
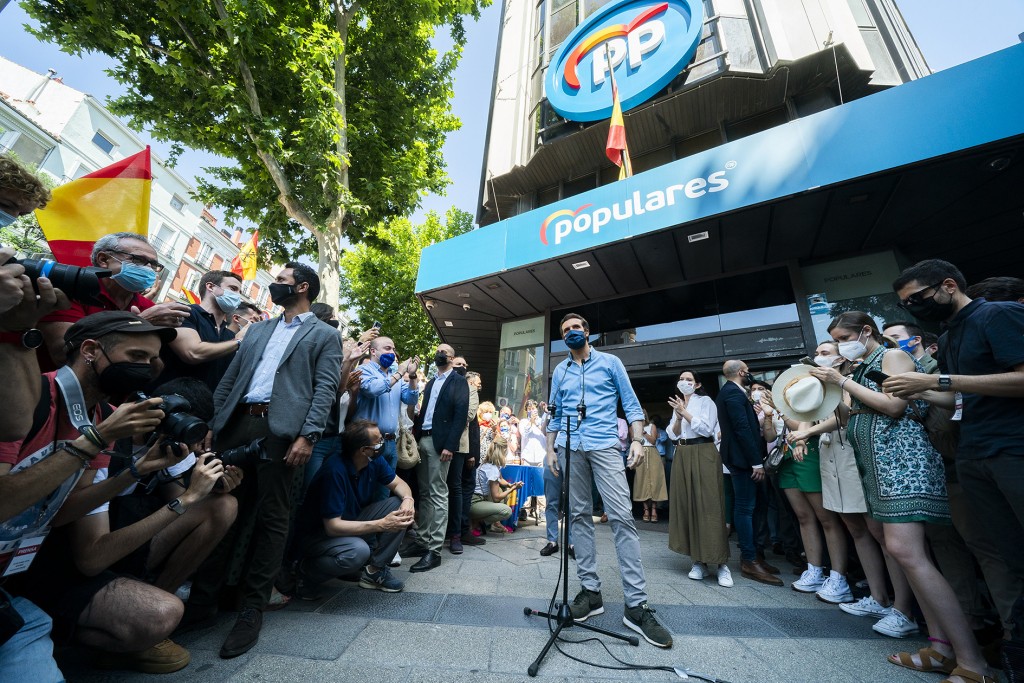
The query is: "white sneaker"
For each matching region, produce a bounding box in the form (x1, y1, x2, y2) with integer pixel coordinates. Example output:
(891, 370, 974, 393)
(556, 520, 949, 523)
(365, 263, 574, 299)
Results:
(717, 564, 733, 587)
(872, 608, 919, 638)
(792, 565, 825, 593)
(816, 573, 854, 604)
(687, 562, 707, 580)
(389, 552, 402, 568)
(839, 595, 892, 619)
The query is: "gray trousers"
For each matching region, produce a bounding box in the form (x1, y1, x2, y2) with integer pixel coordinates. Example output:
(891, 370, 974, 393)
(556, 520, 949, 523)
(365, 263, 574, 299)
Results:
(559, 446, 648, 607)
(300, 497, 405, 584)
(416, 437, 451, 552)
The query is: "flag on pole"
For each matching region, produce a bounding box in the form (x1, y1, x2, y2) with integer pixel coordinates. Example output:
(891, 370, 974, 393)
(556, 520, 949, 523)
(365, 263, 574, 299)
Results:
(182, 288, 201, 305)
(231, 231, 259, 281)
(604, 48, 632, 181)
(35, 147, 152, 266)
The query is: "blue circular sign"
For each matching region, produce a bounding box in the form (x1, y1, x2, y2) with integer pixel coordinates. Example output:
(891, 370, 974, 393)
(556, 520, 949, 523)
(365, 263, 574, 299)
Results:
(545, 0, 704, 123)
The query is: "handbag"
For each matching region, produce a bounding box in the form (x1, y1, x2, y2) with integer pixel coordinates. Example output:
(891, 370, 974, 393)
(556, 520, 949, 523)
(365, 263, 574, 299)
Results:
(763, 427, 788, 475)
(396, 426, 420, 469)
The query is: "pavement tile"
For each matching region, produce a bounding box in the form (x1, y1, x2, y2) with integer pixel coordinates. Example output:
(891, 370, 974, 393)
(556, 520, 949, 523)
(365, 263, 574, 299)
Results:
(231, 655, 411, 682)
(316, 586, 445, 622)
(339, 620, 492, 671)
(59, 646, 254, 683)
(749, 605, 881, 640)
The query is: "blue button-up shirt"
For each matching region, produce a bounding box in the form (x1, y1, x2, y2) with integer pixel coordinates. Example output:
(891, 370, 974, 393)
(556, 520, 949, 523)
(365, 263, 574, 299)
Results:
(244, 312, 315, 403)
(352, 361, 419, 435)
(546, 348, 644, 451)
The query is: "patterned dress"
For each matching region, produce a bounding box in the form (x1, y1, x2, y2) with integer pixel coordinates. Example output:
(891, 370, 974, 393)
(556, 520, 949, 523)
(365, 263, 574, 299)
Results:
(847, 346, 950, 524)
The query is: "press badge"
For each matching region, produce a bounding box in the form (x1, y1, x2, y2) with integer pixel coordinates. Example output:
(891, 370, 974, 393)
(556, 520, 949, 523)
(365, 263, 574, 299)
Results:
(952, 392, 963, 421)
(1, 529, 50, 577)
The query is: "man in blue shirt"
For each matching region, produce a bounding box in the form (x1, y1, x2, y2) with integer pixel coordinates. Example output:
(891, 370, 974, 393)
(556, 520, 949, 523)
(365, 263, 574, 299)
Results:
(351, 335, 419, 498)
(545, 313, 672, 649)
(296, 419, 415, 597)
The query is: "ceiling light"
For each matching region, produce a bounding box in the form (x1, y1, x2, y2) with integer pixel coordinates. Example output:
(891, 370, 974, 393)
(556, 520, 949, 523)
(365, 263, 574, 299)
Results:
(444, 320, 454, 327)
(486, 283, 500, 290)
(424, 300, 435, 310)
(687, 231, 709, 243)
(571, 260, 590, 270)
(457, 292, 471, 298)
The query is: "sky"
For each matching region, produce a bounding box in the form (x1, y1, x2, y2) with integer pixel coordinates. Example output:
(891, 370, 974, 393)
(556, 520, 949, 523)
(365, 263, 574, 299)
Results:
(1, 0, 1022, 230)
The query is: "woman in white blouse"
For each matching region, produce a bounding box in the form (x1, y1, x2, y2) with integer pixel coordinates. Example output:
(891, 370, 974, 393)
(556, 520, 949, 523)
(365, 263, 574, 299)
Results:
(667, 370, 733, 587)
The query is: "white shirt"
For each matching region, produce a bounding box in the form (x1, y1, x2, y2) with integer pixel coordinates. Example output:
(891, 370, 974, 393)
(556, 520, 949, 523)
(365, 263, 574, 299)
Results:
(421, 368, 452, 431)
(667, 394, 718, 441)
(475, 462, 501, 496)
(518, 417, 547, 466)
(244, 312, 315, 402)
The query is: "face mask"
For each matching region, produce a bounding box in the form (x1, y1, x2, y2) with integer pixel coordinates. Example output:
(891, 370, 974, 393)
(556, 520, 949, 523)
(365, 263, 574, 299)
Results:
(677, 380, 695, 396)
(0, 208, 18, 228)
(92, 347, 154, 395)
(838, 330, 868, 361)
(367, 441, 384, 459)
(453, 366, 467, 376)
(110, 262, 157, 293)
(268, 282, 296, 305)
(741, 372, 755, 387)
(434, 351, 449, 368)
(378, 352, 396, 369)
(482, 412, 493, 422)
(904, 290, 955, 322)
(751, 390, 763, 403)
(214, 289, 242, 313)
(500, 426, 510, 436)
(563, 329, 587, 350)
(814, 355, 837, 368)
(897, 338, 919, 353)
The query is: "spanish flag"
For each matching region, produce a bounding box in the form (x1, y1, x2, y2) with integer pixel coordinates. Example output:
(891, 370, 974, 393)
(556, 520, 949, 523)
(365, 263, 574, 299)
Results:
(35, 147, 152, 266)
(605, 77, 632, 181)
(230, 231, 259, 282)
(182, 288, 201, 305)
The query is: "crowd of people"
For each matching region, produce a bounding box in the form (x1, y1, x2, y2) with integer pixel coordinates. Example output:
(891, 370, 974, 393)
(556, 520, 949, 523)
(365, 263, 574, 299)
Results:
(1, 152, 1022, 683)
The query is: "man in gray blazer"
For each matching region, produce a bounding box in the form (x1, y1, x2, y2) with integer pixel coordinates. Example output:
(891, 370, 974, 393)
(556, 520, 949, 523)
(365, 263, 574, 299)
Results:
(184, 262, 342, 659)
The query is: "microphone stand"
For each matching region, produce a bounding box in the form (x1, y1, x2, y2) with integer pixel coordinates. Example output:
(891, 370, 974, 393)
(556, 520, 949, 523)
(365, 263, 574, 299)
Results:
(524, 401, 638, 677)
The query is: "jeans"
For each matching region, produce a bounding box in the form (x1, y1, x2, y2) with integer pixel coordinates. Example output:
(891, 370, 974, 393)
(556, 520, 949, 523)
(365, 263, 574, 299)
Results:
(301, 498, 406, 582)
(729, 466, 758, 562)
(543, 464, 572, 546)
(304, 435, 339, 501)
(0, 592, 63, 683)
(375, 440, 398, 502)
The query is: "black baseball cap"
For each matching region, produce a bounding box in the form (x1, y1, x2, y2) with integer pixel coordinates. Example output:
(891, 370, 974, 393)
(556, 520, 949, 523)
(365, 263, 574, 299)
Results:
(63, 310, 177, 355)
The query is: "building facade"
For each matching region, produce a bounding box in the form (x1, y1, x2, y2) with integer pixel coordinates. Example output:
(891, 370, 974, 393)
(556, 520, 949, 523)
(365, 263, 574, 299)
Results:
(417, 0, 1024, 414)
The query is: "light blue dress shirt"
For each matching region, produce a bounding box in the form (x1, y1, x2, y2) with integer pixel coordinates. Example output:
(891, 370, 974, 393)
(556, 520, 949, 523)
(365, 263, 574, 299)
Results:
(352, 361, 419, 435)
(545, 348, 644, 451)
(421, 369, 451, 431)
(243, 312, 315, 403)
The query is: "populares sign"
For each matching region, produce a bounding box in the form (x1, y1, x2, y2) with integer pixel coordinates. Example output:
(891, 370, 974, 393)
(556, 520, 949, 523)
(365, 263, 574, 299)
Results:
(545, 0, 705, 122)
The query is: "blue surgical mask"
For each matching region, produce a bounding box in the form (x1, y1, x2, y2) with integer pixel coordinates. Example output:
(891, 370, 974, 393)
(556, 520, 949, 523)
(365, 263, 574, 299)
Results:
(110, 261, 157, 293)
(378, 352, 396, 369)
(897, 338, 918, 353)
(0, 208, 18, 228)
(215, 289, 242, 313)
(564, 329, 587, 350)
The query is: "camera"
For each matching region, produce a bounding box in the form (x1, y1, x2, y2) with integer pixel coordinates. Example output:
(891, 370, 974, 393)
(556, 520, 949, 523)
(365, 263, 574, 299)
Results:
(15, 258, 111, 306)
(135, 392, 209, 445)
(214, 437, 269, 469)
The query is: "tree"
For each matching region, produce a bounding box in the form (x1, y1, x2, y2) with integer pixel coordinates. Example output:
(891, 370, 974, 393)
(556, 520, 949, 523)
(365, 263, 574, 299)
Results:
(24, 0, 488, 308)
(0, 158, 54, 257)
(340, 207, 472, 359)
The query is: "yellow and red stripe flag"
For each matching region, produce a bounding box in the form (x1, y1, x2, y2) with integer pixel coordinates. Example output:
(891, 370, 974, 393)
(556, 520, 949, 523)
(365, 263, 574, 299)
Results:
(35, 147, 152, 266)
(182, 288, 201, 305)
(231, 231, 259, 281)
(605, 74, 633, 181)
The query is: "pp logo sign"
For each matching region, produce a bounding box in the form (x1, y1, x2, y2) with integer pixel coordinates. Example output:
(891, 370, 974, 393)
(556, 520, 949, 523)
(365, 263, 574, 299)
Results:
(545, 0, 704, 122)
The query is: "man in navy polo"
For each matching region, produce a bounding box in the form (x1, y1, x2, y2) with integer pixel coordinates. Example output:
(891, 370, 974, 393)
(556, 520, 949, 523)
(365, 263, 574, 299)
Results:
(295, 420, 416, 596)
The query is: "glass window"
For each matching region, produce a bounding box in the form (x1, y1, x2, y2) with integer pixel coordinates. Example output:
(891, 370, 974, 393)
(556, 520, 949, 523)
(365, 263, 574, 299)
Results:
(550, 1, 578, 48)
(184, 270, 201, 294)
(9, 135, 50, 168)
(91, 131, 115, 155)
(498, 317, 546, 416)
(583, 0, 613, 17)
(170, 194, 186, 212)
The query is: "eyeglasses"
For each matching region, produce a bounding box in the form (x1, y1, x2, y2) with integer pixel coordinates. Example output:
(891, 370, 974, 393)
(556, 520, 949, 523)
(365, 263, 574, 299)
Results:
(898, 281, 943, 308)
(107, 249, 164, 273)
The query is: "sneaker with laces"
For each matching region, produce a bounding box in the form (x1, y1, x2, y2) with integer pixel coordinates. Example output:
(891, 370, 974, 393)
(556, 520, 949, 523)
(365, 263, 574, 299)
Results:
(839, 595, 893, 619)
(623, 602, 673, 648)
(359, 566, 404, 593)
(569, 588, 604, 621)
(687, 562, 707, 580)
(816, 573, 854, 604)
(872, 608, 919, 638)
(717, 564, 733, 588)
(792, 565, 825, 593)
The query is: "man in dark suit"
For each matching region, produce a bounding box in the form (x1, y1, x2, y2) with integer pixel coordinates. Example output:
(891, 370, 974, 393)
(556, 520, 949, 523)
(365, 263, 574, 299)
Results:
(184, 262, 343, 657)
(716, 359, 782, 587)
(409, 343, 469, 572)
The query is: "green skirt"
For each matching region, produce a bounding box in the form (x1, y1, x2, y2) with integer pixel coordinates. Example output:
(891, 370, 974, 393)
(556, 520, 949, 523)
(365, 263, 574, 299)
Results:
(778, 438, 822, 493)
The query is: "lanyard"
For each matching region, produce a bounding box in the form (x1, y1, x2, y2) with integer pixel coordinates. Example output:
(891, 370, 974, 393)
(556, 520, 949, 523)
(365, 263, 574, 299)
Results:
(54, 366, 96, 433)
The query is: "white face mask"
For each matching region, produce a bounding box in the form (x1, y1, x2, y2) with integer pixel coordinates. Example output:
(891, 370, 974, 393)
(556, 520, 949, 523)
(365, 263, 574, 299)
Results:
(814, 355, 837, 368)
(677, 380, 696, 396)
(838, 331, 868, 361)
(751, 390, 763, 403)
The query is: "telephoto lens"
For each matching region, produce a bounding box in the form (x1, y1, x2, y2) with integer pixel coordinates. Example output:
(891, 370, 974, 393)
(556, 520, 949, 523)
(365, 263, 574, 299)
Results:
(16, 258, 111, 305)
(217, 437, 269, 469)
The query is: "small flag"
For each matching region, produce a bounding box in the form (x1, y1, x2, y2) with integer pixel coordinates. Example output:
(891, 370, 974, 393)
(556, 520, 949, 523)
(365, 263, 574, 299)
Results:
(182, 288, 201, 305)
(36, 148, 152, 266)
(231, 231, 259, 282)
(604, 49, 632, 181)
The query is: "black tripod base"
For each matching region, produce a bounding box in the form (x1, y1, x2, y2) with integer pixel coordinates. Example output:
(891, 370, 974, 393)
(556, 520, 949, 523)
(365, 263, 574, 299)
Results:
(524, 603, 640, 676)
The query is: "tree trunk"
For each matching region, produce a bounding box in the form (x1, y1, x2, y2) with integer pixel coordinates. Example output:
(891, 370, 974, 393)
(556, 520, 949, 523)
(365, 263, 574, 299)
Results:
(316, 218, 344, 311)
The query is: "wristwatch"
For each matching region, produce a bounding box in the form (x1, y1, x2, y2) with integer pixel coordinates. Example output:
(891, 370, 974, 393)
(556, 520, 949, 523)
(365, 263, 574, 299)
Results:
(0, 328, 43, 349)
(302, 432, 321, 445)
(937, 374, 953, 392)
(167, 498, 187, 516)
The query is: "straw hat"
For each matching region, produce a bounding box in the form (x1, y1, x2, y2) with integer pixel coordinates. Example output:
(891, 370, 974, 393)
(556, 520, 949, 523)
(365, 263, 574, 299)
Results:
(772, 364, 843, 423)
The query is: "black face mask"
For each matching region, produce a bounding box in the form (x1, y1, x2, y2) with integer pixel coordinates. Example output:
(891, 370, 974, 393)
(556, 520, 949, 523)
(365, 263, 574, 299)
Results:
(453, 366, 467, 376)
(93, 347, 155, 396)
(434, 352, 449, 368)
(268, 282, 296, 306)
(741, 372, 755, 387)
(903, 290, 955, 323)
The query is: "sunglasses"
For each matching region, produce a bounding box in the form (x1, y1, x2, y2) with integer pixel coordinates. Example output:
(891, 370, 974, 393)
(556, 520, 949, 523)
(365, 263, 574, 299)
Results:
(898, 281, 944, 308)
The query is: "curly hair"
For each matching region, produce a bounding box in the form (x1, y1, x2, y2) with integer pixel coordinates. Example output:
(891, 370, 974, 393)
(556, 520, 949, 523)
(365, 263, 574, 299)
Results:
(0, 154, 51, 209)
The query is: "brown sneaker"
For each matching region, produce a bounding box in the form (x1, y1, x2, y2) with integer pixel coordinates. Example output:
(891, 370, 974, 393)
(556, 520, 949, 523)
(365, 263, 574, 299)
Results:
(95, 638, 191, 674)
(741, 560, 784, 587)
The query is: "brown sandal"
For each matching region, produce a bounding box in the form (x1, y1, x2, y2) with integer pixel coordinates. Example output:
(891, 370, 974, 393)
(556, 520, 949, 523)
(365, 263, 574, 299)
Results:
(940, 666, 997, 683)
(887, 647, 956, 674)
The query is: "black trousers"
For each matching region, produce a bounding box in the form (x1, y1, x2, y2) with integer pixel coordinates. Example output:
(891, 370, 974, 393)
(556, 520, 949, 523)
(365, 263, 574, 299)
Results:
(446, 451, 476, 538)
(188, 412, 297, 611)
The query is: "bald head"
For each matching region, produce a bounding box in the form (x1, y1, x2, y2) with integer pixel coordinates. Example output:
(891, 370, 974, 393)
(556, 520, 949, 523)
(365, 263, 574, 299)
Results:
(722, 359, 747, 379)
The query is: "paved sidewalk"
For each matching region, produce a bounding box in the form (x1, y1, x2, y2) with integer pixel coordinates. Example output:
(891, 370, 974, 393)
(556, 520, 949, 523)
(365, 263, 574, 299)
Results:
(59, 518, 936, 683)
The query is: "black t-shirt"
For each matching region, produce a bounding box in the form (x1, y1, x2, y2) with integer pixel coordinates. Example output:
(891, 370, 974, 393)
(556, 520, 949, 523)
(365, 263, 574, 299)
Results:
(155, 303, 237, 391)
(937, 298, 1024, 460)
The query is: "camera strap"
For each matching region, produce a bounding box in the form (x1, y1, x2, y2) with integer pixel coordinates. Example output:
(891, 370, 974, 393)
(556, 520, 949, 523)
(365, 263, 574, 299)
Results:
(54, 366, 96, 434)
